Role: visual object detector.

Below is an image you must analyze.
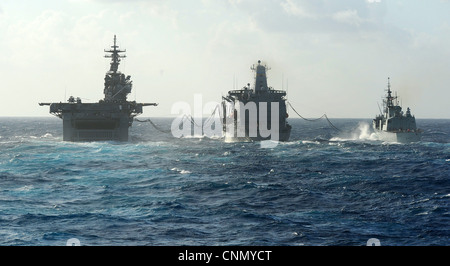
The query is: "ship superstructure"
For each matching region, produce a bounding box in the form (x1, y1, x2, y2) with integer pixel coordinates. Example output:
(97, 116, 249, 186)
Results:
(39, 35, 157, 141)
(372, 78, 421, 143)
(221, 60, 291, 142)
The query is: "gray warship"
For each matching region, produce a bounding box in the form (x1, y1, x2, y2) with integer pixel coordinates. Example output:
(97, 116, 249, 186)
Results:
(372, 78, 422, 143)
(221, 60, 291, 142)
(39, 35, 157, 141)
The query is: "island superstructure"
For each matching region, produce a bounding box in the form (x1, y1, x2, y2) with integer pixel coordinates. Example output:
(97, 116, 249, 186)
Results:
(372, 78, 421, 143)
(39, 35, 157, 141)
(221, 60, 291, 142)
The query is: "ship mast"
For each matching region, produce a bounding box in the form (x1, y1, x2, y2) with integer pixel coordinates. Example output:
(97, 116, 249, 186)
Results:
(103, 35, 131, 102)
(104, 35, 126, 74)
(384, 77, 397, 110)
(386, 77, 393, 107)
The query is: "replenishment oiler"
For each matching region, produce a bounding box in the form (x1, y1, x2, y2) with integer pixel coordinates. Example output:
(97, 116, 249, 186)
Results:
(372, 78, 422, 143)
(221, 60, 291, 142)
(39, 35, 157, 141)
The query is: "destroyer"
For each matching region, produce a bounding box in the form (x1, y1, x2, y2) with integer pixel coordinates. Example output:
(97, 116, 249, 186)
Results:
(39, 35, 157, 141)
(221, 60, 291, 142)
(372, 78, 422, 143)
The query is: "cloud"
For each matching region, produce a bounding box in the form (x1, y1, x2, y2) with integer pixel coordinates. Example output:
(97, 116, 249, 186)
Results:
(281, 0, 316, 18)
(217, 0, 387, 35)
(196, 0, 448, 118)
(332, 9, 364, 26)
(1, 0, 448, 118)
(6, 10, 68, 63)
(69, 0, 163, 2)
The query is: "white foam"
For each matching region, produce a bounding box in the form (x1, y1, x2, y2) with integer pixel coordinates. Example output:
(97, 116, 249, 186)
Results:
(170, 167, 191, 174)
(301, 140, 320, 145)
(330, 122, 378, 142)
(41, 133, 54, 138)
(15, 185, 34, 192)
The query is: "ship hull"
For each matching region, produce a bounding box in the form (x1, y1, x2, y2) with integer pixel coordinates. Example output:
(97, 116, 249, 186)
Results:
(223, 124, 291, 142)
(50, 102, 139, 142)
(372, 78, 421, 144)
(221, 60, 291, 144)
(62, 114, 131, 142)
(374, 130, 422, 143)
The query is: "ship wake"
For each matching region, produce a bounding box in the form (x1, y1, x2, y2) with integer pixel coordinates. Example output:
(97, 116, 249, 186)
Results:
(330, 122, 378, 142)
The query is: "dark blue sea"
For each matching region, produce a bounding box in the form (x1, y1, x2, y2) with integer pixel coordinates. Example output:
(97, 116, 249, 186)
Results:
(0, 117, 448, 246)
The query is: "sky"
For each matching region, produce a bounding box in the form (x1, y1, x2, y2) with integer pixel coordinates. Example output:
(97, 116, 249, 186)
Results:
(0, 0, 449, 118)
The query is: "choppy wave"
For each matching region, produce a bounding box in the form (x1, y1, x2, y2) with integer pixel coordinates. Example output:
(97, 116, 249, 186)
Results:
(0, 117, 449, 245)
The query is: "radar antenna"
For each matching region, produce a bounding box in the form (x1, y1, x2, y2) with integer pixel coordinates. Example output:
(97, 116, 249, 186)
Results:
(104, 35, 126, 74)
(385, 77, 396, 108)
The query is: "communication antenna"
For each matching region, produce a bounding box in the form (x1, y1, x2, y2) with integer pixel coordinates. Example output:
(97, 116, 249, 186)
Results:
(104, 34, 126, 74)
(286, 78, 289, 100)
(233, 75, 235, 90)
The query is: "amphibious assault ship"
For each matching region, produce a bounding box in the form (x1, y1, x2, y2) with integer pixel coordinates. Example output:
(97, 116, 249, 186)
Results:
(221, 60, 291, 142)
(372, 78, 421, 143)
(39, 35, 157, 141)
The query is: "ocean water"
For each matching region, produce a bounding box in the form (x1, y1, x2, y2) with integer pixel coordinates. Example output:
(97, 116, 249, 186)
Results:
(0, 117, 448, 246)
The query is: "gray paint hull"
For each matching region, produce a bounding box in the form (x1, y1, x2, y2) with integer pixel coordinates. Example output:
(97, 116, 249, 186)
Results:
(374, 130, 422, 143)
(223, 126, 291, 142)
(61, 113, 131, 142)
